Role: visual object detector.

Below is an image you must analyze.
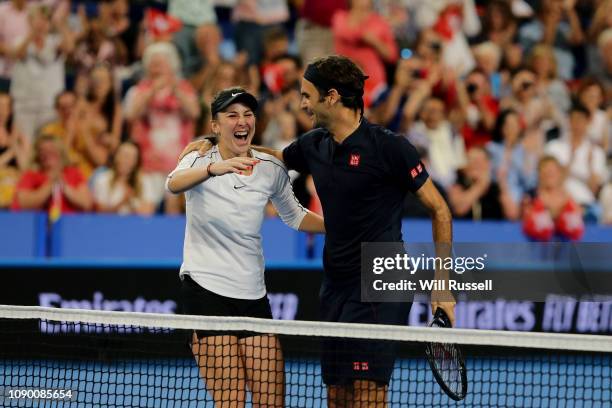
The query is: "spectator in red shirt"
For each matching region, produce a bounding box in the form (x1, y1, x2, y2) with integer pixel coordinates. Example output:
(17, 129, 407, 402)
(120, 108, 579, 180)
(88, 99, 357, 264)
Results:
(332, 0, 398, 107)
(457, 68, 499, 149)
(12, 134, 92, 213)
(124, 42, 199, 214)
(295, 0, 347, 64)
(523, 155, 584, 241)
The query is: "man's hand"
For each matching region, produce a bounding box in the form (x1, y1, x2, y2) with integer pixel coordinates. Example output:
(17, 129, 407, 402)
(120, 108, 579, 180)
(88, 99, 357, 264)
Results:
(250, 145, 284, 163)
(178, 139, 214, 162)
(431, 292, 456, 327)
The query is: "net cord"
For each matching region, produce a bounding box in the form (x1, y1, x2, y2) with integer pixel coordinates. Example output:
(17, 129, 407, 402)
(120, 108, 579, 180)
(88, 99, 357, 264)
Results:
(0, 305, 610, 353)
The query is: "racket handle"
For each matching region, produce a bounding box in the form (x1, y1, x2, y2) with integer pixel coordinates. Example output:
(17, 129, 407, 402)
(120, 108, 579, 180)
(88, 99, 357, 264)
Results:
(434, 308, 452, 328)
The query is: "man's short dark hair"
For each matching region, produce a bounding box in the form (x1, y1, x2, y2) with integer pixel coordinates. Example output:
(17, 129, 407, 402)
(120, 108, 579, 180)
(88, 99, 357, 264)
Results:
(305, 55, 367, 114)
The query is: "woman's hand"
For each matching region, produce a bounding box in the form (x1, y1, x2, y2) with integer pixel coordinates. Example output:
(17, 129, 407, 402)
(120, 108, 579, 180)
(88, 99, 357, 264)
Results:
(209, 157, 260, 176)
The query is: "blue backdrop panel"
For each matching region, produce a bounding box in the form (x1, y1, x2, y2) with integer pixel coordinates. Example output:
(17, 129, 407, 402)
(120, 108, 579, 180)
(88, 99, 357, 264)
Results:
(0, 211, 46, 258)
(48, 214, 301, 262)
(260, 217, 301, 262)
(299, 219, 612, 259)
(50, 214, 185, 260)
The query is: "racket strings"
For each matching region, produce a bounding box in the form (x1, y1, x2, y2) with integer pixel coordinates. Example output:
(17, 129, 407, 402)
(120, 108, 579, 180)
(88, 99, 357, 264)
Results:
(432, 342, 462, 393)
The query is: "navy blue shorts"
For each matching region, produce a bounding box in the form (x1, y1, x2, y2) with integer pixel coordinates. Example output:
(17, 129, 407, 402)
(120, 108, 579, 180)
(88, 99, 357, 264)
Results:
(319, 283, 411, 386)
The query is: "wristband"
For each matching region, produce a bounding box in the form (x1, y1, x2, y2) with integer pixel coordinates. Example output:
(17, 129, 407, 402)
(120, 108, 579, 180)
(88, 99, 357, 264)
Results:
(206, 163, 216, 177)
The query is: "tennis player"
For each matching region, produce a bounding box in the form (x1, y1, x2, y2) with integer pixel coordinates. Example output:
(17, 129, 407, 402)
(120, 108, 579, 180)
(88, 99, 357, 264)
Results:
(181, 57, 455, 407)
(166, 87, 325, 407)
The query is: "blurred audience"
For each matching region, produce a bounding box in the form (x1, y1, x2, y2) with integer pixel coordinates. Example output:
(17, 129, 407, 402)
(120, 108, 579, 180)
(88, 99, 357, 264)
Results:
(601, 182, 612, 224)
(0, 92, 29, 208)
(0, 0, 608, 230)
(457, 68, 499, 149)
(124, 42, 198, 214)
(167, 0, 217, 78)
(414, 0, 481, 77)
(43, 85, 111, 181)
(72, 0, 129, 72)
(332, 0, 398, 107)
(500, 67, 562, 136)
(518, 0, 585, 80)
(92, 141, 154, 215)
(10, 4, 74, 140)
(576, 78, 610, 153)
(295, 0, 347, 64)
(477, 0, 517, 49)
(487, 109, 538, 214)
(523, 155, 584, 241)
(0, 0, 30, 92)
(407, 97, 466, 189)
(12, 133, 92, 214)
(591, 29, 612, 101)
(449, 146, 515, 220)
(545, 103, 608, 218)
(528, 44, 571, 115)
(85, 64, 122, 145)
(232, 0, 289, 66)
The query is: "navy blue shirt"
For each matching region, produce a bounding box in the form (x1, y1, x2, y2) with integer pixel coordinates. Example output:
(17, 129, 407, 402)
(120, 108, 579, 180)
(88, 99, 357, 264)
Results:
(283, 119, 429, 285)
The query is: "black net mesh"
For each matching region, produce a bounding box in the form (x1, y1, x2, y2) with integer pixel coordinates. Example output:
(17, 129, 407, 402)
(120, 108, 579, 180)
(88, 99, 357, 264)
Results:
(0, 313, 610, 407)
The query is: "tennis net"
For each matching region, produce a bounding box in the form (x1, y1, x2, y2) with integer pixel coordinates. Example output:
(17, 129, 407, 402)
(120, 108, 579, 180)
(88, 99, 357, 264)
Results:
(0, 305, 610, 407)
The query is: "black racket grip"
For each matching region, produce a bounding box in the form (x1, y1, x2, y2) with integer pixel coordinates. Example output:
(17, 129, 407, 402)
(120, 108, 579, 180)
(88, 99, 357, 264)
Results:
(434, 308, 452, 328)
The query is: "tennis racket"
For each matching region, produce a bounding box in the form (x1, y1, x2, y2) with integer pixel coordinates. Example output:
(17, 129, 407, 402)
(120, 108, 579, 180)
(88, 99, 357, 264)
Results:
(425, 308, 468, 401)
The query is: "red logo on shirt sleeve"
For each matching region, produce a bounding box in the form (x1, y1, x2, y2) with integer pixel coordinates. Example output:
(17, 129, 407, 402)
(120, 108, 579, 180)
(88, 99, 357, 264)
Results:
(349, 154, 360, 167)
(411, 163, 424, 178)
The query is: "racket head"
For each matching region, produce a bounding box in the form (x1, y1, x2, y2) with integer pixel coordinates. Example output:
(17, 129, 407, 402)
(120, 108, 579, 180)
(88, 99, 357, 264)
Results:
(425, 308, 468, 401)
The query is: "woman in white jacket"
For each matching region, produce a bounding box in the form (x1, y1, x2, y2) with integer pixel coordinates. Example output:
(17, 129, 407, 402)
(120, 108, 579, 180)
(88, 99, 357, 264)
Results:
(167, 87, 325, 407)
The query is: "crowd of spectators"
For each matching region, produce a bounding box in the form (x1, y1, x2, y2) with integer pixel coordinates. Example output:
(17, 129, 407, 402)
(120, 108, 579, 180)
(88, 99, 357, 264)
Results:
(0, 0, 610, 240)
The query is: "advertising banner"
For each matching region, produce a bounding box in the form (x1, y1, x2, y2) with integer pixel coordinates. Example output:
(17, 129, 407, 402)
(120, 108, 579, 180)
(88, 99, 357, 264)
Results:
(1, 266, 610, 334)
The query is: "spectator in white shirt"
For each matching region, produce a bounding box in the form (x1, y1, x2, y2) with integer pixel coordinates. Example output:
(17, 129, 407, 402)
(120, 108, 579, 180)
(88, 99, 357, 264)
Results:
(93, 141, 155, 215)
(545, 103, 609, 217)
(9, 4, 74, 140)
(576, 78, 610, 154)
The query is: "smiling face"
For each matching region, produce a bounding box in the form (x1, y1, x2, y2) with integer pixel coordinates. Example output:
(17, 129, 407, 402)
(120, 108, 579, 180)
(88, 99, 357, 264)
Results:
(300, 78, 330, 128)
(212, 103, 256, 157)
